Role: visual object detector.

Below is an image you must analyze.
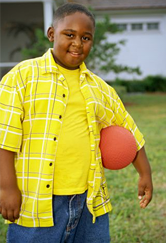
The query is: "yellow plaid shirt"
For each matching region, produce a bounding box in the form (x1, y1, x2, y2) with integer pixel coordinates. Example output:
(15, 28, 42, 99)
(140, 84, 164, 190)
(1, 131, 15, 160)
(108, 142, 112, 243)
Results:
(0, 49, 145, 227)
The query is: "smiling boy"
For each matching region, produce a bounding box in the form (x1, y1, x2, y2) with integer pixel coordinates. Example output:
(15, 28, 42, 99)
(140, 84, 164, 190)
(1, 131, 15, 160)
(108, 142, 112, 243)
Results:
(48, 11, 94, 69)
(0, 3, 153, 243)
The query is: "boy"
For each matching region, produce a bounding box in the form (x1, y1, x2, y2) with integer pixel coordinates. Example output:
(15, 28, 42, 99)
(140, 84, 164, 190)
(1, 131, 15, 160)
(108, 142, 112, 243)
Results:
(0, 3, 153, 243)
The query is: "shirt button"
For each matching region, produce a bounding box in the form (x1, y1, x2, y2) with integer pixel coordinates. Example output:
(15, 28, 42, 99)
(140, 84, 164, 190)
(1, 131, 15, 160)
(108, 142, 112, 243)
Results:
(53, 137, 56, 141)
(49, 163, 53, 166)
(63, 94, 65, 98)
(46, 184, 50, 188)
(59, 115, 62, 119)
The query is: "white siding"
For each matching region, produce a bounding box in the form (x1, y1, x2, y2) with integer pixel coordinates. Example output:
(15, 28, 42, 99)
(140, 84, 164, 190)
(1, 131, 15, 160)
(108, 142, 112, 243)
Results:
(99, 11, 166, 81)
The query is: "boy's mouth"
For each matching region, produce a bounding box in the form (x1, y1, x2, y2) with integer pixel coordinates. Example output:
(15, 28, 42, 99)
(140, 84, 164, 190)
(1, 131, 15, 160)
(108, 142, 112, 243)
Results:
(68, 51, 82, 57)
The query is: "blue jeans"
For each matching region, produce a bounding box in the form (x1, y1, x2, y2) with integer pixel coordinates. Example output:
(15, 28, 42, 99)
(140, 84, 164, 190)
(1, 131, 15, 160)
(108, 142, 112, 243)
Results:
(7, 191, 111, 243)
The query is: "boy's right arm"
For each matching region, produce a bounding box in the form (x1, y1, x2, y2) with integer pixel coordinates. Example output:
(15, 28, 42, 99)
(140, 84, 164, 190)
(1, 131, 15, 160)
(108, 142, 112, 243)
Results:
(0, 148, 22, 222)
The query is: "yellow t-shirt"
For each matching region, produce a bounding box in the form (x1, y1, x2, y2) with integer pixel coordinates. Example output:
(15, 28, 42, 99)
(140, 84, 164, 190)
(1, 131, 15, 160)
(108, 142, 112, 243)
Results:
(53, 65, 91, 195)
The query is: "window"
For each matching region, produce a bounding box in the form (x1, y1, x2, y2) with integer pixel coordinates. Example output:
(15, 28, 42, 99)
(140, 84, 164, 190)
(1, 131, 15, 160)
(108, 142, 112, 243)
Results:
(117, 24, 127, 31)
(113, 22, 160, 34)
(131, 23, 143, 30)
(147, 23, 159, 30)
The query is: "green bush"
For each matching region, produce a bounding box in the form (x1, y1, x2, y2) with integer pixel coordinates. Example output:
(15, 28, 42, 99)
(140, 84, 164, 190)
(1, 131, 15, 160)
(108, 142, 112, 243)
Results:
(114, 78, 146, 93)
(127, 80, 146, 93)
(109, 75, 166, 93)
(144, 75, 166, 92)
(21, 29, 52, 59)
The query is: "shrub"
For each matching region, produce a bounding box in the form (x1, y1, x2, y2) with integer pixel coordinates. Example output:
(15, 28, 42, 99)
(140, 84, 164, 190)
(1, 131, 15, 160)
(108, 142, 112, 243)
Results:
(144, 75, 166, 92)
(108, 75, 166, 93)
(114, 79, 146, 93)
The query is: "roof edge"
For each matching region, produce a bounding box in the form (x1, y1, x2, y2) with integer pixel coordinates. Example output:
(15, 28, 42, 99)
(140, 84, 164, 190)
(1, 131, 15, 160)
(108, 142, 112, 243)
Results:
(93, 6, 166, 11)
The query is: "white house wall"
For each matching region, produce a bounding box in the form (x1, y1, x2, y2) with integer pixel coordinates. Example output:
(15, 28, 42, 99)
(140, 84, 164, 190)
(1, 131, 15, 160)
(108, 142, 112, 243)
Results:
(99, 10, 166, 81)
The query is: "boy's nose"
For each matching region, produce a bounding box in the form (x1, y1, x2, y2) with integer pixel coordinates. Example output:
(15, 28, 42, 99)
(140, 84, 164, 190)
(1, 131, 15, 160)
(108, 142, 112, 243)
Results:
(72, 37, 83, 47)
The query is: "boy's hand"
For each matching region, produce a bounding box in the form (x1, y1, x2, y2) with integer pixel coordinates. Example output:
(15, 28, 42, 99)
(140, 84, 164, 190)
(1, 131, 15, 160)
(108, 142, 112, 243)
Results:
(138, 174, 153, 208)
(0, 148, 21, 222)
(0, 186, 22, 222)
(132, 147, 153, 208)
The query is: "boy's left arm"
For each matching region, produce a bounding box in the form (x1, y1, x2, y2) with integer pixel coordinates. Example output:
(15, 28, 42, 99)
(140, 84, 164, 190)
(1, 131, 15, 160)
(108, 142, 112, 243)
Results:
(132, 146, 153, 208)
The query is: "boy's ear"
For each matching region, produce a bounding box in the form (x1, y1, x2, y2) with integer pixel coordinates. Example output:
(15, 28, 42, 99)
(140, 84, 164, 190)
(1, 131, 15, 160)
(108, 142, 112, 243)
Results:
(47, 27, 54, 42)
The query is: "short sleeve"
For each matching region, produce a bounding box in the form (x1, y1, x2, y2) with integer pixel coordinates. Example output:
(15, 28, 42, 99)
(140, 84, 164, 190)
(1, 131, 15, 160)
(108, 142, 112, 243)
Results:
(0, 68, 24, 153)
(111, 87, 145, 150)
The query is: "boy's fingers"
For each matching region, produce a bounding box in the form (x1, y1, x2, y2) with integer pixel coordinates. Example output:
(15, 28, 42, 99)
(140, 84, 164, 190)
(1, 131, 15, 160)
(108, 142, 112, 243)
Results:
(138, 186, 145, 199)
(139, 189, 152, 208)
(7, 210, 15, 222)
(0, 205, 20, 221)
(1, 208, 7, 220)
(145, 189, 152, 204)
(14, 208, 20, 220)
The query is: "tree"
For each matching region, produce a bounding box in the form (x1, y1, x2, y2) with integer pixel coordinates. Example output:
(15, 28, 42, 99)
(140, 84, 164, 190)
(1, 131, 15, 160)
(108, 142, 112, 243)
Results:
(85, 15, 141, 75)
(21, 28, 52, 59)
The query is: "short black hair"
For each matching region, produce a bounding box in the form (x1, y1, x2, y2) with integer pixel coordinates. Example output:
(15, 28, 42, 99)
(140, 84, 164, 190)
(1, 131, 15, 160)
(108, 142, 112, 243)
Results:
(53, 3, 95, 28)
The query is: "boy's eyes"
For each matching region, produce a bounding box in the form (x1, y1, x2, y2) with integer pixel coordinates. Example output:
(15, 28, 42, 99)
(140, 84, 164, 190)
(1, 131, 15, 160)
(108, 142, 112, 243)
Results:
(66, 34, 74, 38)
(65, 34, 90, 41)
(82, 36, 90, 41)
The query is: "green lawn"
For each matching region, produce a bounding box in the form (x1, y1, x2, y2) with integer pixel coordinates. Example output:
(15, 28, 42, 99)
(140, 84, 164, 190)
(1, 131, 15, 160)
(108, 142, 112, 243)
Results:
(0, 93, 166, 242)
(108, 93, 166, 243)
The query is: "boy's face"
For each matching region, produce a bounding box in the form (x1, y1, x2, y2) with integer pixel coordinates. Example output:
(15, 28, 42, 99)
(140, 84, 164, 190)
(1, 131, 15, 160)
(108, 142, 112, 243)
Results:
(47, 12, 95, 70)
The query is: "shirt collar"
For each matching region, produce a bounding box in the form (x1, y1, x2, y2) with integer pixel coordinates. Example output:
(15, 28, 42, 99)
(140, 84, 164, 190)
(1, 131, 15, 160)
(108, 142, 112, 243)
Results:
(41, 49, 59, 74)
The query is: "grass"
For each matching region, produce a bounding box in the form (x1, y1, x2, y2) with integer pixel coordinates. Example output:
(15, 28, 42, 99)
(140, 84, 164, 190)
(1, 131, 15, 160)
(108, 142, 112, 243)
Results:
(0, 93, 166, 242)
(107, 93, 166, 243)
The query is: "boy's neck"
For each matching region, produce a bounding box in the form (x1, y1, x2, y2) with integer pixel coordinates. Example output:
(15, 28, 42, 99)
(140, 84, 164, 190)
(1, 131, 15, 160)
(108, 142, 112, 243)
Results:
(53, 53, 80, 71)
(57, 63, 80, 73)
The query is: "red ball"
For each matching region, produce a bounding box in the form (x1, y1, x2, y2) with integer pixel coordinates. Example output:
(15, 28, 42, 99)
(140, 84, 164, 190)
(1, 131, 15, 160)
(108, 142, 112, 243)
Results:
(99, 126, 137, 170)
